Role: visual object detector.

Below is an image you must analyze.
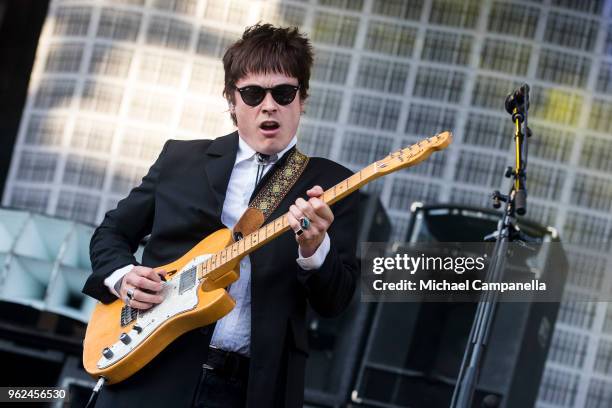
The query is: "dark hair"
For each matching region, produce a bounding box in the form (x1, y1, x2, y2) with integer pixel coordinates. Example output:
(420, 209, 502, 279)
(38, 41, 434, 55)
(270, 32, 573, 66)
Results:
(222, 23, 314, 124)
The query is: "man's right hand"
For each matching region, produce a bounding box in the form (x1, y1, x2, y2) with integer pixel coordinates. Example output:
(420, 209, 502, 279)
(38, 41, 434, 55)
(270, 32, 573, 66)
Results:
(118, 266, 166, 310)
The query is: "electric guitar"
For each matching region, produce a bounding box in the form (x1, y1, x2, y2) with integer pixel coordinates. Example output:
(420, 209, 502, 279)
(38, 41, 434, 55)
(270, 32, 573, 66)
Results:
(83, 131, 453, 384)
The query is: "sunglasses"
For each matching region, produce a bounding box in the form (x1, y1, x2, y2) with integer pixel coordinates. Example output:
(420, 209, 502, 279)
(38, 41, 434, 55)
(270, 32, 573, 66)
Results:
(236, 84, 300, 107)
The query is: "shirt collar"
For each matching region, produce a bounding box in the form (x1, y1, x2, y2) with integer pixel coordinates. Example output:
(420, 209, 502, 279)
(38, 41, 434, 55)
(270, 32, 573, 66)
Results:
(235, 134, 297, 165)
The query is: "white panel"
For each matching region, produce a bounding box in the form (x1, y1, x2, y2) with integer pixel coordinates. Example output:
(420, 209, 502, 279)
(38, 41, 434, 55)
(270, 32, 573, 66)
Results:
(13, 215, 72, 260)
(47, 264, 97, 322)
(0, 209, 29, 252)
(60, 223, 95, 269)
(0, 256, 50, 302)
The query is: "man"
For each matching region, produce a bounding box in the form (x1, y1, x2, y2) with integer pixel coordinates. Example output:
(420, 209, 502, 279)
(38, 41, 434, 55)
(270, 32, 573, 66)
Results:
(82, 24, 359, 408)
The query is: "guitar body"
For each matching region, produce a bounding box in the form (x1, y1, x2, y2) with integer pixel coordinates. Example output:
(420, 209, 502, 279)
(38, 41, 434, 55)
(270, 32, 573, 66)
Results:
(83, 228, 239, 384)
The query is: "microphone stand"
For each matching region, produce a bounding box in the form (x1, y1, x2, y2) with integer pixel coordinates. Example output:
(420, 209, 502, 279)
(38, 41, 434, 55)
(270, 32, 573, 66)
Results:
(449, 84, 532, 408)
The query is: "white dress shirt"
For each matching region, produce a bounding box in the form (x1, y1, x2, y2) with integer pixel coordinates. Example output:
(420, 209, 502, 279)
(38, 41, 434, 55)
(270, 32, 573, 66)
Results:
(104, 134, 330, 356)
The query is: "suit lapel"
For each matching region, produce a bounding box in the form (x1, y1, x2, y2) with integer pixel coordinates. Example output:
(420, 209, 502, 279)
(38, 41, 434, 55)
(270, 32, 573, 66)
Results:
(203, 131, 239, 219)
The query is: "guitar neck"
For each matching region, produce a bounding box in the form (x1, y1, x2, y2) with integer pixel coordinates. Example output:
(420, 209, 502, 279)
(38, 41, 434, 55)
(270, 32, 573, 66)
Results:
(198, 131, 452, 280)
(198, 162, 380, 278)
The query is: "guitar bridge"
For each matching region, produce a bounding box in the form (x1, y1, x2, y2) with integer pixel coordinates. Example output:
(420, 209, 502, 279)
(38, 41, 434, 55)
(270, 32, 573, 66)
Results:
(120, 305, 138, 327)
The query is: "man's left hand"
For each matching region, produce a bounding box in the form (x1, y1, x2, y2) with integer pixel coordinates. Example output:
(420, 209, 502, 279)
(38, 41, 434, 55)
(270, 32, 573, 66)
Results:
(288, 185, 334, 258)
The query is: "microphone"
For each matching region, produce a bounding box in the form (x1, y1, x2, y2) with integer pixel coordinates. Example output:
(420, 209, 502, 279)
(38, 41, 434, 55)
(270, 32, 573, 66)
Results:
(505, 84, 530, 114)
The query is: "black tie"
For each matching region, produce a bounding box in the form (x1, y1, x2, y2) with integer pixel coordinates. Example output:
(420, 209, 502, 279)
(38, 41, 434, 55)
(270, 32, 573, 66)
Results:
(255, 152, 277, 186)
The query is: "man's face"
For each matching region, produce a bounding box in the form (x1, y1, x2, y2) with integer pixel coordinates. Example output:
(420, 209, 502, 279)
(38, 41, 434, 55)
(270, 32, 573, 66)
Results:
(232, 72, 303, 155)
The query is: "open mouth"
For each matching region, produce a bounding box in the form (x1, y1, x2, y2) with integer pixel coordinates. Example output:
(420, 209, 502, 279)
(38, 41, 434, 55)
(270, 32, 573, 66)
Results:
(259, 121, 280, 131)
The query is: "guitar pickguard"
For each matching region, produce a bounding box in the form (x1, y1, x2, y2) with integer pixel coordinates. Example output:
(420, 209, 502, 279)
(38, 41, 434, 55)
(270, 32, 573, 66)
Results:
(96, 254, 212, 369)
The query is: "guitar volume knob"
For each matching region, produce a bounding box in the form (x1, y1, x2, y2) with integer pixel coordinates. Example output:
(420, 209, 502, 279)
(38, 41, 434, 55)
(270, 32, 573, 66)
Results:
(102, 347, 114, 359)
(120, 333, 131, 344)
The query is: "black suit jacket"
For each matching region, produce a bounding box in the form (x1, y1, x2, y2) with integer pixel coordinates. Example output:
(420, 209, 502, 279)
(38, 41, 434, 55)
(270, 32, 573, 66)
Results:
(82, 132, 359, 408)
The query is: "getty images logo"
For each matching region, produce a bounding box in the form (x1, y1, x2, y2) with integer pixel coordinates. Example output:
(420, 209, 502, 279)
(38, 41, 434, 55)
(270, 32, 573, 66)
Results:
(372, 253, 487, 275)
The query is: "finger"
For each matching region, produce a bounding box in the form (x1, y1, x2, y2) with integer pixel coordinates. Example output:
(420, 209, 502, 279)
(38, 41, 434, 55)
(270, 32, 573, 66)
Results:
(309, 197, 334, 223)
(125, 274, 164, 293)
(132, 289, 164, 304)
(296, 218, 320, 240)
(138, 267, 162, 283)
(119, 277, 137, 298)
(288, 215, 309, 241)
(295, 198, 317, 220)
(299, 202, 331, 235)
(306, 185, 324, 197)
(129, 300, 153, 310)
(287, 213, 301, 233)
(289, 204, 304, 222)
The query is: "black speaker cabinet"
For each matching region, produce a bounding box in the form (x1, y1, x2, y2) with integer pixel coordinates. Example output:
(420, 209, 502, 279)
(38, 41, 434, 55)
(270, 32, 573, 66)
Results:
(304, 192, 391, 407)
(350, 205, 567, 408)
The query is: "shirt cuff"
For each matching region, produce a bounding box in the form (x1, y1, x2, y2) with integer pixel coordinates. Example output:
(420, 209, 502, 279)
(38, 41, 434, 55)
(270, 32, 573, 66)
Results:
(104, 264, 135, 297)
(296, 233, 330, 270)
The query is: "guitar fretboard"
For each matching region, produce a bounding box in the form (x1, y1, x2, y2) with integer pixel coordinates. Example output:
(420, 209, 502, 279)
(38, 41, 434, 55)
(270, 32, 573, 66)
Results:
(197, 162, 381, 280)
(195, 131, 451, 282)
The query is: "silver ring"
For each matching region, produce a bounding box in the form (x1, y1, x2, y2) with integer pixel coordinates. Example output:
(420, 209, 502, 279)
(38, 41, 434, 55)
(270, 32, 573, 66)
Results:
(127, 288, 135, 300)
(300, 217, 311, 230)
(295, 228, 304, 237)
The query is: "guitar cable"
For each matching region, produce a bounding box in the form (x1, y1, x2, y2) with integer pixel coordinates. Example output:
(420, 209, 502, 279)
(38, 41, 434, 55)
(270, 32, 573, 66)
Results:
(85, 377, 106, 408)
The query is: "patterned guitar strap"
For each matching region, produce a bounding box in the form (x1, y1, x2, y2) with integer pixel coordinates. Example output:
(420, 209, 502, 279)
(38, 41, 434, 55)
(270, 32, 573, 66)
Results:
(233, 148, 309, 240)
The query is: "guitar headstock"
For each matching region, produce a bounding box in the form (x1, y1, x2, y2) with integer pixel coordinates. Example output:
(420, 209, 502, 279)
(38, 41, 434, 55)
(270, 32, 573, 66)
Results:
(374, 131, 453, 174)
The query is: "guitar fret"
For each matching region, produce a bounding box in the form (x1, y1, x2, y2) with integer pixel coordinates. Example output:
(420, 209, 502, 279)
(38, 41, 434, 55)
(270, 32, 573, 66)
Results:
(348, 173, 359, 189)
(322, 190, 333, 203)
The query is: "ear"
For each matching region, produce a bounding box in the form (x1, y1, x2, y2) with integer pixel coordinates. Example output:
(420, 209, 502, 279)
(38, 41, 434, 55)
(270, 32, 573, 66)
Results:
(228, 102, 235, 113)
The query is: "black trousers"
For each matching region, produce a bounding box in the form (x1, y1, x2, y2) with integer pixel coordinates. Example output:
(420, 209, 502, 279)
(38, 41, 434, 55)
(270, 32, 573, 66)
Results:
(192, 348, 249, 408)
(192, 368, 248, 408)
